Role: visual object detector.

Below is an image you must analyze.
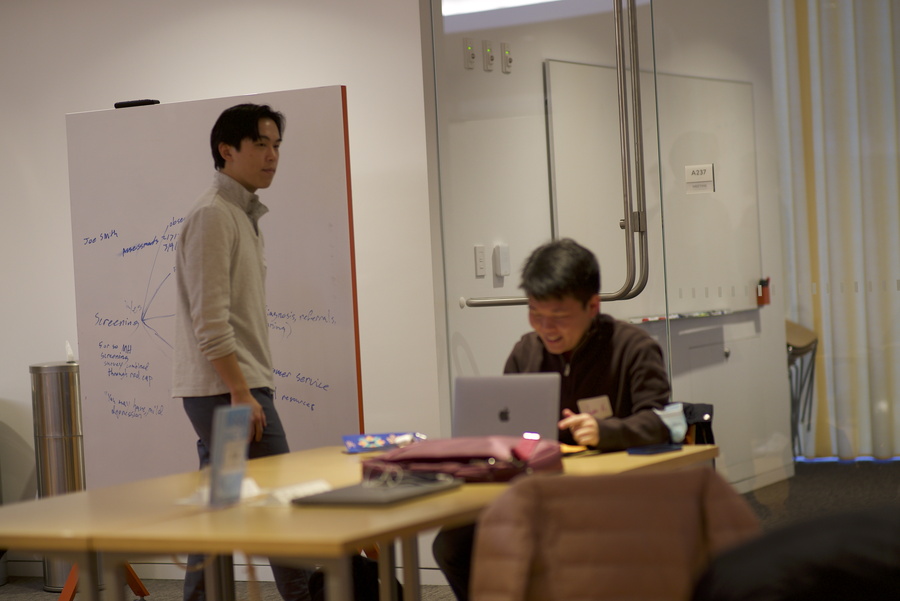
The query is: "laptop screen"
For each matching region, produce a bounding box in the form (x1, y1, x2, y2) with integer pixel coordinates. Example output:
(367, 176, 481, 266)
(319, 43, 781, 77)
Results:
(451, 373, 562, 440)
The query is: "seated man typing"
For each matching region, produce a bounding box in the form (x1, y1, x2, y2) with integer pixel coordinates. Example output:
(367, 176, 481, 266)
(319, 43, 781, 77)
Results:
(433, 238, 672, 600)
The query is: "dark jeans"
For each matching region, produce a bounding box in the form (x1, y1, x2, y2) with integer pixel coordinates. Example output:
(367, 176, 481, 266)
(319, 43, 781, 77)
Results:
(182, 388, 314, 601)
(432, 524, 476, 601)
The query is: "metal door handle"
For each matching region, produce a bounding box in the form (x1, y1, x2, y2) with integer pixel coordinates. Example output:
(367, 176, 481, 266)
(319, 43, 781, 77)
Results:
(465, 0, 649, 309)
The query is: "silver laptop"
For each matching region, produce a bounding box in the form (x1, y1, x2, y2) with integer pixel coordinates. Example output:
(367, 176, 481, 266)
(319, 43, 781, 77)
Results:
(451, 373, 562, 440)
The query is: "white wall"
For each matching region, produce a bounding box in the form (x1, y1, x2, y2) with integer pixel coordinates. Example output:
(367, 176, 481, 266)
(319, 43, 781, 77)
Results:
(0, 0, 442, 509)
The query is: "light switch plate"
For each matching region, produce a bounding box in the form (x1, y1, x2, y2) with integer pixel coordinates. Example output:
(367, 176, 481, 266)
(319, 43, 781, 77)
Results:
(501, 42, 512, 73)
(483, 40, 495, 72)
(474, 245, 486, 277)
(463, 37, 476, 70)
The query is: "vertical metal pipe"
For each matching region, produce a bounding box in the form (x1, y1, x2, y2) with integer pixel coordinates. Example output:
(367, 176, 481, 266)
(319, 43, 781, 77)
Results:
(622, 0, 650, 299)
(610, 0, 637, 299)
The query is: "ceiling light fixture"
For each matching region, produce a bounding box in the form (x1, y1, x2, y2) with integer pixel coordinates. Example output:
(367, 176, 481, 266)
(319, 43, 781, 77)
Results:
(442, 0, 568, 17)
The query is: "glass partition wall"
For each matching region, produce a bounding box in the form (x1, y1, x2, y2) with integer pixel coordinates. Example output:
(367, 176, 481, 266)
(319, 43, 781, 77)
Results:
(427, 0, 795, 494)
(425, 0, 900, 558)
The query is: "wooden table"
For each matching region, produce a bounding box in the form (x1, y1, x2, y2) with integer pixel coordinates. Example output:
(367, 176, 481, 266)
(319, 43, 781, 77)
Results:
(0, 444, 717, 601)
(95, 446, 508, 601)
(0, 468, 212, 601)
(562, 443, 718, 475)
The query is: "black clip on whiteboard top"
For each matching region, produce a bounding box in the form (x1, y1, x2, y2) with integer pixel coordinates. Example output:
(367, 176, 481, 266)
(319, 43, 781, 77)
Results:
(114, 99, 160, 109)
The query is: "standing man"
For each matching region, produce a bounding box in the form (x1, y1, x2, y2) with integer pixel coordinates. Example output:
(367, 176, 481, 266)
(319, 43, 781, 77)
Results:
(433, 237, 672, 601)
(173, 103, 312, 601)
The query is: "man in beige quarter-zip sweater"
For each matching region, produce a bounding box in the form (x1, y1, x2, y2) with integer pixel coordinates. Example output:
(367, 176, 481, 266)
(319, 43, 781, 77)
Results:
(173, 103, 312, 601)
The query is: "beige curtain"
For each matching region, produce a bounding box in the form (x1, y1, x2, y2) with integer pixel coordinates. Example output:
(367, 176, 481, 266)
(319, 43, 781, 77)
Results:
(770, 0, 900, 458)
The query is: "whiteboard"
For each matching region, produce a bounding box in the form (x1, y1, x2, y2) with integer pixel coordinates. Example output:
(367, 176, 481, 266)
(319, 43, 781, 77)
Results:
(67, 87, 361, 488)
(545, 60, 762, 318)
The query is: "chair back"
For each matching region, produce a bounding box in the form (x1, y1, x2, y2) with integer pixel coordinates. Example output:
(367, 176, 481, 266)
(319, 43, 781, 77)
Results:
(683, 402, 715, 445)
(471, 467, 760, 601)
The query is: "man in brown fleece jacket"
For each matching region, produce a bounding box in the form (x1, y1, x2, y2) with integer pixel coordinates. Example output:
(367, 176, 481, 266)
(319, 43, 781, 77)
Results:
(433, 238, 672, 601)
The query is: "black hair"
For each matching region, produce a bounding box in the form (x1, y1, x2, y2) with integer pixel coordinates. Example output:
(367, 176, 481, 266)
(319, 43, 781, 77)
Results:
(210, 104, 285, 170)
(520, 238, 601, 306)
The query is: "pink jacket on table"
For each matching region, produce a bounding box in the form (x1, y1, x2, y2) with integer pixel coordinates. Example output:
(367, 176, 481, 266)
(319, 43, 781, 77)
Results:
(471, 467, 760, 601)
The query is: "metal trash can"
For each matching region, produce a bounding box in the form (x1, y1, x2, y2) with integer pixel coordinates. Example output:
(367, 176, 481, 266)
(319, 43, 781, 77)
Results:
(30, 361, 85, 592)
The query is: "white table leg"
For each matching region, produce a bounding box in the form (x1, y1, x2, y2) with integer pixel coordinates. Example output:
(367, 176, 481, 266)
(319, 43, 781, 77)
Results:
(400, 536, 421, 601)
(377, 544, 400, 601)
(67, 551, 103, 601)
(204, 554, 236, 601)
(320, 556, 354, 601)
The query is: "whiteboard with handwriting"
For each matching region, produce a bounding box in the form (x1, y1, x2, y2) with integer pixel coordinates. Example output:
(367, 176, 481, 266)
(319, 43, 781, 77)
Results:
(67, 87, 361, 488)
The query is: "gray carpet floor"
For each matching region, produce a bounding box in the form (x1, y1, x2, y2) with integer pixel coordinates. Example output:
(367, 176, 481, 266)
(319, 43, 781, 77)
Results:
(742, 459, 900, 532)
